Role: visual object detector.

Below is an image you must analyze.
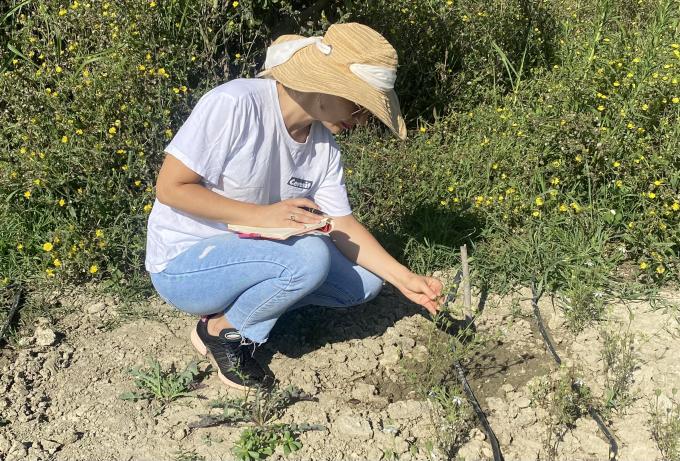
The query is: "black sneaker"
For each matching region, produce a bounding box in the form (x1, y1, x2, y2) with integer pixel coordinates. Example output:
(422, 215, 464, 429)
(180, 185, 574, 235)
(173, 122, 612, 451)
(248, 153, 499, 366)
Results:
(190, 318, 271, 390)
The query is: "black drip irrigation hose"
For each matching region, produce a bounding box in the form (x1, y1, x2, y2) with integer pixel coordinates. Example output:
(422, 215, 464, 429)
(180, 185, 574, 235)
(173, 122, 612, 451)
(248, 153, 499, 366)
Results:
(452, 358, 503, 461)
(0, 286, 23, 345)
(530, 281, 618, 461)
(443, 275, 504, 461)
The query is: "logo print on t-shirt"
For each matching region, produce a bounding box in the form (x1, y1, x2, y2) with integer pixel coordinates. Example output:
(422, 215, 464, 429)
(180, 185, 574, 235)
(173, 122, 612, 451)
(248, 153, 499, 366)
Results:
(287, 177, 313, 190)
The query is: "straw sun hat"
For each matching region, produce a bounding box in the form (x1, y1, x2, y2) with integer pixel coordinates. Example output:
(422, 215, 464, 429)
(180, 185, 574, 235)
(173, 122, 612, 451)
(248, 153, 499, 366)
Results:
(256, 22, 407, 140)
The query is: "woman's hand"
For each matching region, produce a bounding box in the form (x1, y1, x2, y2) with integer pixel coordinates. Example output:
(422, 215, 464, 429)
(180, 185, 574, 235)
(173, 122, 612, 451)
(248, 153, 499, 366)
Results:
(255, 198, 326, 228)
(396, 272, 444, 315)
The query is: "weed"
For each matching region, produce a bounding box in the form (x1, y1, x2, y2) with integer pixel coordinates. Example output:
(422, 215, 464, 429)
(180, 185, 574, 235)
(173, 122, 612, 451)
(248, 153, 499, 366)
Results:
(189, 384, 323, 461)
(400, 285, 477, 458)
(530, 366, 593, 461)
(119, 357, 203, 410)
(649, 388, 680, 461)
(172, 448, 206, 461)
(601, 324, 638, 414)
(200, 432, 223, 447)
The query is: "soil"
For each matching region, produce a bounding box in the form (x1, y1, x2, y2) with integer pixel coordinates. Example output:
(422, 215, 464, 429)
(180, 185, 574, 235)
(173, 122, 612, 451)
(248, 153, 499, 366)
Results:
(1, 274, 678, 461)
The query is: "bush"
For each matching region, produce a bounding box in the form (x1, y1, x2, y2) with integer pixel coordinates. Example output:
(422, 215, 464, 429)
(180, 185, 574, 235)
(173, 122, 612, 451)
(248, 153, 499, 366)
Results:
(0, 0, 332, 291)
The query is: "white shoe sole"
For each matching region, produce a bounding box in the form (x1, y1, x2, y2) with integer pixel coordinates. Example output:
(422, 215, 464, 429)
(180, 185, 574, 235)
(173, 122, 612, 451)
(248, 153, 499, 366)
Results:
(190, 327, 252, 391)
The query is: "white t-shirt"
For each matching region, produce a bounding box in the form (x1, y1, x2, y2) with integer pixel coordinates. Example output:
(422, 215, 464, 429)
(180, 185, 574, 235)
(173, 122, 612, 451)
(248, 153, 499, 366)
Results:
(145, 78, 352, 273)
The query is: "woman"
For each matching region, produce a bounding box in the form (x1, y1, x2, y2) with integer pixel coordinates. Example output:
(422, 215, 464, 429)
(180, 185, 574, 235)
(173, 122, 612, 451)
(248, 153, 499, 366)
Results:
(146, 23, 443, 390)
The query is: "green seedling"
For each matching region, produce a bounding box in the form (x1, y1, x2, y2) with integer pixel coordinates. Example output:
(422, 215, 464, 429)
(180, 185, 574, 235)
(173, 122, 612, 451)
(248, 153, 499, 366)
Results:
(119, 357, 203, 409)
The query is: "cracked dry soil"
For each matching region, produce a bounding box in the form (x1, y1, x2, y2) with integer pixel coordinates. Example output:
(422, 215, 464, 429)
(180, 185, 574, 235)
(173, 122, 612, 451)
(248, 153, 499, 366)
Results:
(1, 275, 679, 461)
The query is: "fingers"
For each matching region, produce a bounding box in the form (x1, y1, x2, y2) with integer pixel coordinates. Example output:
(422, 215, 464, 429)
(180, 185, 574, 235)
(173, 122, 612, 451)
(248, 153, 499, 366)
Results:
(288, 197, 321, 212)
(284, 199, 325, 224)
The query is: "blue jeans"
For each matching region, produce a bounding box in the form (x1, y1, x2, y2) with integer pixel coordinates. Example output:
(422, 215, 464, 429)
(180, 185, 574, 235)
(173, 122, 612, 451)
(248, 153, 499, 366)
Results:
(149, 233, 384, 344)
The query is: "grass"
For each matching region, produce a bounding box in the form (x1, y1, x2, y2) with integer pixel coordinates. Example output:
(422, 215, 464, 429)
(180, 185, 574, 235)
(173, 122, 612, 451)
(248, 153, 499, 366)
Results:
(119, 357, 204, 413)
(650, 388, 680, 461)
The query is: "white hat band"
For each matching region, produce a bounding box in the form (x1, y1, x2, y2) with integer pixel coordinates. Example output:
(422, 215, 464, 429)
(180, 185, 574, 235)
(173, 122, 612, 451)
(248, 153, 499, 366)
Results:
(261, 36, 396, 91)
(348, 63, 396, 91)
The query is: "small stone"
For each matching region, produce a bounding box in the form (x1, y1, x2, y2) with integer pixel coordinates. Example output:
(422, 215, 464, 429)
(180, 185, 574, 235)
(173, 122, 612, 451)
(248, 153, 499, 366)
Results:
(515, 409, 537, 427)
(351, 383, 377, 401)
(500, 383, 515, 394)
(410, 345, 428, 362)
(386, 400, 429, 420)
(515, 397, 531, 409)
(171, 428, 187, 441)
(367, 446, 383, 460)
(497, 430, 513, 446)
(392, 436, 410, 454)
(485, 397, 507, 414)
(481, 445, 493, 458)
(33, 327, 57, 347)
(334, 414, 373, 440)
(470, 428, 486, 441)
(0, 433, 10, 454)
(457, 440, 485, 460)
(86, 302, 106, 314)
(40, 439, 62, 455)
(380, 346, 402, 367)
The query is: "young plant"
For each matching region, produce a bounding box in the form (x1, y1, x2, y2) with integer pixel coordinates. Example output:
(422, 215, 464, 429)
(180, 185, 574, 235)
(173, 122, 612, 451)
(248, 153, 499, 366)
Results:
(601, 324, 638, 414)
(649, 388, 680, 461)
(530, 366, 593, 461)
(172, 448, 206, 461)
(189, 384, 323, 461)
(119, 357, 203, 409)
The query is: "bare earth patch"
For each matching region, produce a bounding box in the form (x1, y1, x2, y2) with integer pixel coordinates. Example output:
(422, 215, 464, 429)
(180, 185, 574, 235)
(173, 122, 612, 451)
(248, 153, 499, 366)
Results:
(1, 281, 678, 461)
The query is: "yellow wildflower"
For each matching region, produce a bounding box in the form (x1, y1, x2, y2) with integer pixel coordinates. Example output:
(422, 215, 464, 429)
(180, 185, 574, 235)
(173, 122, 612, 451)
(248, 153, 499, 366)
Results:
(24, 191, 31, 199)
(43, 242, 53, 252)
(89, 265, 98, 274)
(656, 265, 665, 274)
(535, 197, 544, 206)
(53, 259, 62, 267)
(58, 198, 66, 206)
(639, 261, 648, 270)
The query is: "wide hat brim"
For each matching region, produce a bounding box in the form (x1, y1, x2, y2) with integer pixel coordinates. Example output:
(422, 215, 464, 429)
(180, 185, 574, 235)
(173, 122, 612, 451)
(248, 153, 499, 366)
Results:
(259, 25, 407, 140)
